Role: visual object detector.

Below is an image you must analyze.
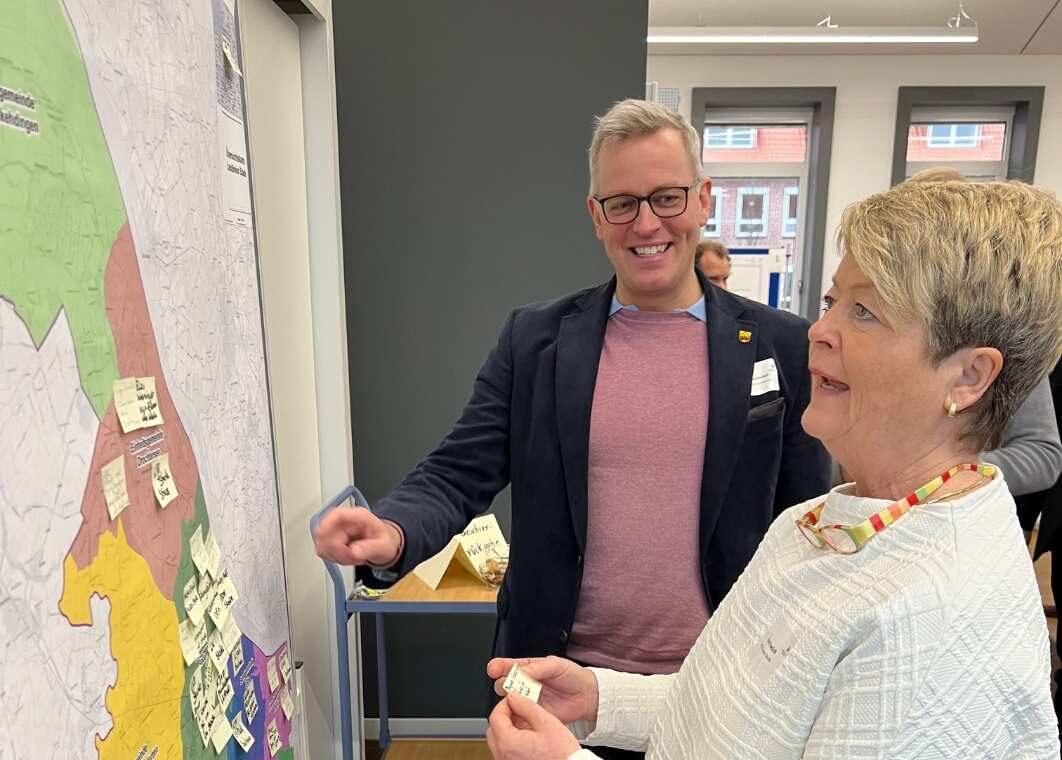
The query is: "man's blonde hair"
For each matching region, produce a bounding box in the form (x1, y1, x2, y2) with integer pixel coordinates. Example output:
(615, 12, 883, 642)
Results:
(588, 99, 703, 196)
(695, 240, 731, 266)
(838, 180, 1062, 450)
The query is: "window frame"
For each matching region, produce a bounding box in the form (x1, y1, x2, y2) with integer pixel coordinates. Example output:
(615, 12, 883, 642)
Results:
(705, 126, 757, 149)
(703, 187, 724, 237)
(925, 123, 980, 148)
(781, 187, 799, 238)
(735, 186, 770, 238)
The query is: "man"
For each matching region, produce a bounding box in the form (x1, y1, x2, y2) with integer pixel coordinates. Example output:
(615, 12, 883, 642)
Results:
(695, 239, 731, 288)
(314, 100, 831, 758)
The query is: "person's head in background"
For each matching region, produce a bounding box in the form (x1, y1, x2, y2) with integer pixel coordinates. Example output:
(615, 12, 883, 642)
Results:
(587, 99, 712, 311)
(907, 166, 966, 183)
(695, 240, 731, 289)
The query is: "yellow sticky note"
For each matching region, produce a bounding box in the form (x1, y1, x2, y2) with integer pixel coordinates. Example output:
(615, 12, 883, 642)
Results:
(203, 532, 222, 577)
(217, 672, 235, 710)
(183, 575, 205, 627)
(112, 376, 163, 433)
(231, 639, 246, 676)
(232, 712, 255, 752)
(101, 455, 130, 521)
(179, 618, 203, 666)
(189, 525, 208, 576)
(278, 647, 293, 684)
(208, 576, 239, 628)
(266, 656, 280, 694)
(221, 614, 242, 655)
(210, 710, 234, 753)
(207, 628, 229, 675)
(243, 682, 259, 724)
(281, 686, 295, 720)
(266, 718, 283, 757)
(151, 452, 178, 508)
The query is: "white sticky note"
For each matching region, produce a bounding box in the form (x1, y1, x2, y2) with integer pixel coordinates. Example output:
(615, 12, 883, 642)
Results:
(207, 628, 229, 675)
(217, 673, 235, 710)
(197, 572, 213, 608)
(266, 718, 283, 757)
(502, 663, 542, 703)
(189, 525, 208, 576)
(196, 701, 220, 748)
(221, 614, 242, 655)
(210, 709, 234, 753)
(266, 656, 280, 694)
(204, 532, 222, 577)
(243, 681, 259, 724)
(231, 640, 246, 676)
(208, 576, 239, 628)
(189, 665, 206, 716)
(183, 575, 205, 627)
(179, 618, 203, 666)
(281, 686, 296, 720)
(278, 647, 293, 685)
(751, 357, 780, 396)
(232, 712, 255, 751)
(151, 452, 178, 508)
(101, 455, 130, 521)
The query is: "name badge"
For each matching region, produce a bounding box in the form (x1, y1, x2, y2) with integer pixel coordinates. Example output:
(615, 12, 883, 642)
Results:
(751, 358, 780, 396)
(749, 616, 796, 680)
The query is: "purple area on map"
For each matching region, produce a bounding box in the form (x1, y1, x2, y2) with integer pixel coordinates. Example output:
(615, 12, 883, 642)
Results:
(229, 638, 292, 756)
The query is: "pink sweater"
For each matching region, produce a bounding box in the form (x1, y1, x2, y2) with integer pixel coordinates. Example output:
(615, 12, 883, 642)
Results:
(566, 308, 710, 675)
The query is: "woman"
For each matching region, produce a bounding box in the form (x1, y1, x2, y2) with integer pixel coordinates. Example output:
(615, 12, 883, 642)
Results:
(485, 180, 1062, 760)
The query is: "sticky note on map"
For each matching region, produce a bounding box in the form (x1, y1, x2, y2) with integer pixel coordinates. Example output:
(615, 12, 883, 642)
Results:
(221, 614, 242, 655)
(231, 640, 246, 675)
(101, 455, 130, 521)
(217, 672, 235, 710)
(207, 628, 230, 675)
(412, 514, 509, 589)
(112, 376, 163, 433)
(281, 686, 296, 719)
(278, 647, 293, 685)
(503, 663, 542, 703)
(179, 618, 205, 665)
(210, 709, 234, 753)
(208, 575, 239, 628)
(151, 452, 178, 508)
(189, 525, 208, 576)
(183, 575, 206, 627)
(266, 655, 281, 694)
(244, 682, 259, 724)
(203, 532, 222, 577)
(266, 718, 283, 757)
(232, 712, 255, 752)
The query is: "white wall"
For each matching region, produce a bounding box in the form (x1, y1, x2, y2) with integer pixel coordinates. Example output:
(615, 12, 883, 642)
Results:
(648, 54, 1062, 295)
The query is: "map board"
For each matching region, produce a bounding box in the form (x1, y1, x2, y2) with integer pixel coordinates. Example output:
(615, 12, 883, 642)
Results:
(1, 0, 298, 757)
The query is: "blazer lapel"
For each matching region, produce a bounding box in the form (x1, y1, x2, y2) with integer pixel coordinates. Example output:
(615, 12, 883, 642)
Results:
(699, 285, 758, 558)
(555, 280, 613, 552)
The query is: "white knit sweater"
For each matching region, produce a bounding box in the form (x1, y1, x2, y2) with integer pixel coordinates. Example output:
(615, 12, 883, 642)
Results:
(570, 474, 1058, 759)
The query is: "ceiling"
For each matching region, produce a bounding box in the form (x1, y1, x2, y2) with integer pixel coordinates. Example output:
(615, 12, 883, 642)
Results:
(648, 0, 1062, 54)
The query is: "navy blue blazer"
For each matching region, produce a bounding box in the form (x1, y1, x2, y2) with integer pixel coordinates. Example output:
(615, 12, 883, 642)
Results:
(372, 270, 831, 659)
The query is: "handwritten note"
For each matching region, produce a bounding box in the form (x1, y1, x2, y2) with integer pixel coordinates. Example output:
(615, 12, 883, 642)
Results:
(101, 455, 130, 521)
(412, 514, 509, 589)
(178, 618, 204, 666)
(243, 682, 259, 724)
(208, 576, 239, 628)
(221, 613, 242, 655)
(183, 575, 206, 627)
(217, 672, 235, 710)
(281, 686, 296, 719)
(207, 628, 229, 675)
(503, 663, 542, 703)
(278, 646, 293, 685)
(266, 656, 281, 694)
(231, 712, 255, 751)
(112, 376, 163, 433)
(231, 640, 246, 676)
(150, 452, 178, 508)
(266, 718, 283, 757)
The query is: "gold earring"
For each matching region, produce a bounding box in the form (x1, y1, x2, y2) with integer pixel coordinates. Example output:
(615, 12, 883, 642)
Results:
(945, 400, 957, 418)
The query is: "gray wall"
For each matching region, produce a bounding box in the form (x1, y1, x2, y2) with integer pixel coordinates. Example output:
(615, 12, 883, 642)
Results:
(333, 0, 648, 718)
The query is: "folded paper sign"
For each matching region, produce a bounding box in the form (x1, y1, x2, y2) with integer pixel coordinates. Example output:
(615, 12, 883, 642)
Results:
(412, 514, 509, 589)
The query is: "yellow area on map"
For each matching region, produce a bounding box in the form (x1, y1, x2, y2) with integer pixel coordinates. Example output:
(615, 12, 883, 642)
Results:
(60, 520, 184, 759)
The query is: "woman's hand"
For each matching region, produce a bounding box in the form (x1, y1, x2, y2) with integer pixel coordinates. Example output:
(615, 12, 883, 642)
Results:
(486, 656, 598, 725)
(486, 692, 582, 760)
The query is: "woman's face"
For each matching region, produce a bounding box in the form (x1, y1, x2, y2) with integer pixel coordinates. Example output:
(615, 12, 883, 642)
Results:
(802, 256, 961, 464)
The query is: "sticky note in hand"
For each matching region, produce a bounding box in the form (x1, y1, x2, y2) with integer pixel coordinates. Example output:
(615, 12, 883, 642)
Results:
(502, 663, 542, 703)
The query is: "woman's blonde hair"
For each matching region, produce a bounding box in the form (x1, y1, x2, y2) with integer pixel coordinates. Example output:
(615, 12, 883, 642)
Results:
(838, 180, 1062, 450)
(588, 99, 703, 196)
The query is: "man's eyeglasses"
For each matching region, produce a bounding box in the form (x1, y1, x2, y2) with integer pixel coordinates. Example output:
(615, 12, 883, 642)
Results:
(593, 186, 690, 225)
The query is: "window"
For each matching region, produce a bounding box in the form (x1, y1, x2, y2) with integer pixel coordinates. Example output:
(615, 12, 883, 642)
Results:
(703, 188, 723, 237)
(735, 187, 769, 237)
(705, 126, 757, 149)
(925, 123, 979, 148)
(782, 187, 799, 237)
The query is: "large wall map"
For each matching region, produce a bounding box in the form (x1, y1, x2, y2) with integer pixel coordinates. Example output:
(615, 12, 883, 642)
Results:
(0, 1, 297, 757)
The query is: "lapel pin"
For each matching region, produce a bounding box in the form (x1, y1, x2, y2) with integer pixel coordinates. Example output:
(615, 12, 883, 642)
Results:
(738, 330, 752, 343)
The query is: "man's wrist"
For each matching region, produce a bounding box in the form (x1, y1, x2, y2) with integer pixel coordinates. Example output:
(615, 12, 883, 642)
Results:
(368, 520, 405, 569)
